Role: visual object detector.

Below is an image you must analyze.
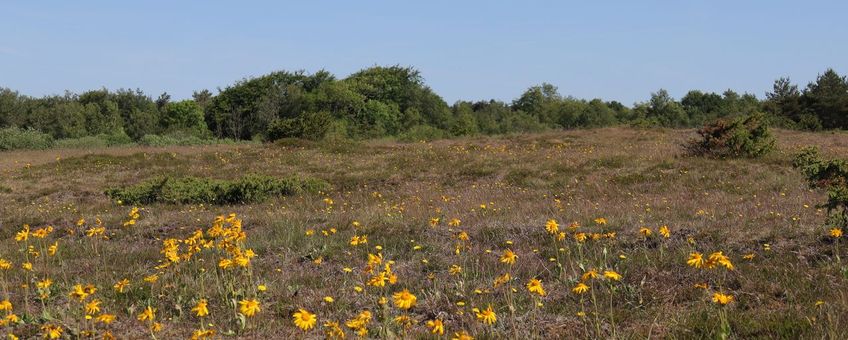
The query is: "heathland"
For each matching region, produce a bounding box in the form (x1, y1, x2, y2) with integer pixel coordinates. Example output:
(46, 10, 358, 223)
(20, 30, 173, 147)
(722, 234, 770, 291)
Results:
(0, 127, 846, 339)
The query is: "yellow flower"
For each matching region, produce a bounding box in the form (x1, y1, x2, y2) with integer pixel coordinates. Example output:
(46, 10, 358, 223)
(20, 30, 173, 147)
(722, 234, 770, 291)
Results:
(526, 278, 546, 296)
(639, 227, 652, 237)
(36, 278, 52, 290)
(712, 292, 734, 305)
(493, 272, 511, 287)
(572, 282, 590, 294)
(323, 320, 345, 339)
(293, 308, 317, 331)
(345, 310, 372, 337)
(113, 279, 130, 293)
(144, 274, 159, 284)
(21, 262, 32, 271)
(0, 300, 11, 312)
(687, 252, 705, 269)
(594, 217, 607, 225)
(323, 296, 334, 303)
(191, 329, 215, 340)
(41, 324, 63, 339)
(84, 299, 101, 315)
(192, 299, 209, 317)
(452, 330, 474, 340)
(70, 284, 89, 301)
(448, 218, 461, 227)
(426, 319, 445, 335)
(96, 314, 116, 324)
(429, 217, 440, 227)
(138, 306, 155, 322)
(603, 270, 622, 281)
(831, 228, 843, 238)
(659, 225, 670, 238)
(499, 249, 517, 265)
(393, 314, 414, 328)
(47, 242, 58, 256)
(473, 305, 497, 325)
(707, 251, 734, 270)
(4, 314, 18, 324)
(742, 253, 755, 261)
(574, 232, 587, 243)
(392, 289, 417, 310)
(449, 264, 462, 275)
(350, 234, 368, 246)
(14, 225, 29, 242)
(257, 284, 267, 292)
(545, 219, 559, 235)
(239, 299, 260, 317)
(581, 269, 598, 281)
(0, 259, 11, 270)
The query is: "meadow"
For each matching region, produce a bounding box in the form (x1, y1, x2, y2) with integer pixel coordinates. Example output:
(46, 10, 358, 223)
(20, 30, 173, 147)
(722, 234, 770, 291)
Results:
(0, 127, 846, 339)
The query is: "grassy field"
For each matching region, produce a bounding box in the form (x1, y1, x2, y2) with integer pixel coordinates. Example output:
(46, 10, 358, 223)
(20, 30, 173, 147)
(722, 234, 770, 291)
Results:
(0, 127, 846, 339)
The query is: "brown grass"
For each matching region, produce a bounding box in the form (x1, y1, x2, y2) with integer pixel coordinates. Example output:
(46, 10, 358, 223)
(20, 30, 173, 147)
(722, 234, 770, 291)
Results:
(0, 127, 846, 339)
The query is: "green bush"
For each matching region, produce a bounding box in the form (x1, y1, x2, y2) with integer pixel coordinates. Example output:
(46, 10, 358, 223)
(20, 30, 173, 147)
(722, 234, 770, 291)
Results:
(105, 174, 329, 204)
(683, 112, 775, 158)
(138, 132, 240, 147)
(55, 136, 110, 149)
(397, 125, 447, 142)
(0, 127, 54, 151)
(793, 147, 848, 227)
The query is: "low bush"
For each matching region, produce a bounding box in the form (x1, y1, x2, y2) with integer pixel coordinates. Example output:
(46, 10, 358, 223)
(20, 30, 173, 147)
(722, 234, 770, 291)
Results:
(105, 174, 329, 204)
(54, 131, 135, 149)
(683, 112, 775, 158)
(0, 127, 54, 151)
(397, 125, 448, 142)
(793, 147, 848, 227)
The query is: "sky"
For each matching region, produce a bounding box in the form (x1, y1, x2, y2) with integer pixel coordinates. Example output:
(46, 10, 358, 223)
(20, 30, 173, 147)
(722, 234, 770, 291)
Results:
(1, 1, 846, 105)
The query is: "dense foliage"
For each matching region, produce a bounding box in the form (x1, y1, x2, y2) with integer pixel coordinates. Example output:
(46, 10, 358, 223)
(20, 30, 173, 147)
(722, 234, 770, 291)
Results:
(1, 66, 847, 147)
(105, 174, 329, 204)
(683, 112, 776, 158)
(794, 147, 848, 228)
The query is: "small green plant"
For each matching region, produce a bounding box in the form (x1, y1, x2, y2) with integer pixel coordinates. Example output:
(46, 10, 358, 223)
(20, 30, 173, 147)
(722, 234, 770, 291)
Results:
(684, 112, 775, 158)
(793, 147, 848, 228)
(105, 174, 329, 204)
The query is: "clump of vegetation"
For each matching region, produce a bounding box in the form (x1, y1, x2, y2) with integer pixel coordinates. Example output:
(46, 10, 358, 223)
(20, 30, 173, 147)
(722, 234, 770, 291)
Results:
(0, 127, 54, 150)
(105, 174, 328, 204)
(54, 131, 135, 149)
(793, 147, 848, 227)
(683, 112, 775, 158)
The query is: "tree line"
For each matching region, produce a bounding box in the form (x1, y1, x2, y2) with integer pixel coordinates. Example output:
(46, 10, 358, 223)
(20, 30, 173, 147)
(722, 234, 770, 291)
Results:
(1, 66, 846, 144)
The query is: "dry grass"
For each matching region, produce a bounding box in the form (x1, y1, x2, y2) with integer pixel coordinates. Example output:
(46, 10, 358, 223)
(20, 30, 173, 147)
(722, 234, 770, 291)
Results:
(0, 127, 846, 339)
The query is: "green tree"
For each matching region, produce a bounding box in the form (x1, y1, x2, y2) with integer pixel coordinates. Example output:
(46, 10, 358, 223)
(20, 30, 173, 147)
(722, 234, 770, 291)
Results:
(645, 89, 688, 127)
(161, 100, 208, 136)
(803, 69, 848, 129)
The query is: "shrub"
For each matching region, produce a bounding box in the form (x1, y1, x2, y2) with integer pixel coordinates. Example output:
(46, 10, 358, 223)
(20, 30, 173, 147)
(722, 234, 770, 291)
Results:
(397, 125, 447, 142)
(793, 147, 848, 227)
(0, 127, 54, 151)
(683, 112, 775, 158)
(55, 136, 110, 149)
(138, 132, 240, 147)
(105, 174, 329, 204)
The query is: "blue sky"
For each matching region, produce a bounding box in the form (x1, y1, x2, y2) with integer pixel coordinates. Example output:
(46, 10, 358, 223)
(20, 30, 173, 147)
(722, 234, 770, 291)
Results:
(1, 1, 846, 105)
